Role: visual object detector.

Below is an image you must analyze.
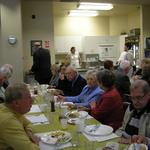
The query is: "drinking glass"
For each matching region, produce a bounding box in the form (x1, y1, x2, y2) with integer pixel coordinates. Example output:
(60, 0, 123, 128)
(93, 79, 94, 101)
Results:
(59, 115, 68, 130)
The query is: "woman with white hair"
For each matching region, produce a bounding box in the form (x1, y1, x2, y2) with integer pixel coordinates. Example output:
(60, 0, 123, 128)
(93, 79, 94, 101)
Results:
(0, 66, 12, 102)
(1, 64, 13, 89)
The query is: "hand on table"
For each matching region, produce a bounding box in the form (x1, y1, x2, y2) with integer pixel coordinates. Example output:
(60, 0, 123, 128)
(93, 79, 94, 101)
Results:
(131, 135, 148, 144)
(57, 95, 65, 102)
(90, 101, 96, 109)
(26, 129, 41, 145)
(67, 103, 76, 110)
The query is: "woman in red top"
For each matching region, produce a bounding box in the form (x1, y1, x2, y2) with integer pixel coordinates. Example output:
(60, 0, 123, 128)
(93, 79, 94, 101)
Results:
(90, 69, 124, 131)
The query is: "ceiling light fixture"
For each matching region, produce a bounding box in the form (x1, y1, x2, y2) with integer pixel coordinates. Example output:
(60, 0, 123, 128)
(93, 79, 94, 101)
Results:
(68, 10, 98, 17)
(78, 2, 113, 10)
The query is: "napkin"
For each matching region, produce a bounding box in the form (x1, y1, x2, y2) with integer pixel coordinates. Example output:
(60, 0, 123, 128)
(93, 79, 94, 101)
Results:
(83, 132, 119, 142)
(86, 115, 93, 119)
(39, 141, 72, 150)
(29, 105, 41, 113)
(25, 114, 49, 125)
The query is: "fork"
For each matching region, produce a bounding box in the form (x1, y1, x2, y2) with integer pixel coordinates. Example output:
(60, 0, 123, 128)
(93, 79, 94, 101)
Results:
(89, 124, 100, 132)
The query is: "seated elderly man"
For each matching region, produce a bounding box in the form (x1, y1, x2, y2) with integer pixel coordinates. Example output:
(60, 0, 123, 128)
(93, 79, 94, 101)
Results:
(58, 70, 103, 108)
(90, 69, 124, 131)
(116, 80, 150, 146)
(0, 66, 11, 103)
(64, 65, 87, 96)
(0, 83, 40, 150)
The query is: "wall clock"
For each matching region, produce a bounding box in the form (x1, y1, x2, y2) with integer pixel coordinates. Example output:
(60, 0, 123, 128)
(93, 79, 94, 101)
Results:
(8, 35, 17, 45)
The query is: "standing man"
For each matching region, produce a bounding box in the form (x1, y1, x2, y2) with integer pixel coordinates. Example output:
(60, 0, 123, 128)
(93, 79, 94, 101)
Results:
(31, 42, 52, 84)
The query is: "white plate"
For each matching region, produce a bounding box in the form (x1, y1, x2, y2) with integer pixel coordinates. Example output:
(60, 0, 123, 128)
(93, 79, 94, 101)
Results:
(41, 130, 72, 145)
(79, 111, 88, 118)
(128, 143, 148, 150)
(84, 124, 113, 136)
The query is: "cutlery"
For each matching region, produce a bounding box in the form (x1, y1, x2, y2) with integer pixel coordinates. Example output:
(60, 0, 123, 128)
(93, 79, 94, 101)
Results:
(89, 124, 100, 132)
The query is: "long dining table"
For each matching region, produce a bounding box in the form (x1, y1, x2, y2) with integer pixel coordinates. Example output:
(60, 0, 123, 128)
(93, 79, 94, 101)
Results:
(27, 93, 127, 150)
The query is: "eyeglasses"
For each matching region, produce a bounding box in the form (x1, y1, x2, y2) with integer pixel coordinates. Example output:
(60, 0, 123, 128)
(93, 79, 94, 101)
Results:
(131, 94, 146, 102)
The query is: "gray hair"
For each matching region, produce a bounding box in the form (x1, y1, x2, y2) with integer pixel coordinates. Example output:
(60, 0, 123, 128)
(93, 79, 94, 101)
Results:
(96, 69, 115, 87)
(130, 80, 150, 94)
(5, 83, 28, 104)
(66, 65, 78, 73)
(85, 70, 97, 80)
(119, 60, 130, 70)
(0, 66, 12, 79)
(2, 64, 13, 74)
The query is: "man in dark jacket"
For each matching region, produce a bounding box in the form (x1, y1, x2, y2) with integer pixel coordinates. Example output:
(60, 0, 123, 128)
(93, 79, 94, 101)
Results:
(31, 42, 52, 84)
(64, 65, 87, 96)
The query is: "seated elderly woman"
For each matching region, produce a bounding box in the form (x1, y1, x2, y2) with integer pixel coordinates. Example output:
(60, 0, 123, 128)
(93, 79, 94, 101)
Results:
(49, 64, 59, 88)
(1, 64, 13, 89)
(116, 80, 150, 146)
(0, 66, 12, 103)
(56, 64, 70, 95)
(90, 69, 124, 131)
(57, 70, 104, 108)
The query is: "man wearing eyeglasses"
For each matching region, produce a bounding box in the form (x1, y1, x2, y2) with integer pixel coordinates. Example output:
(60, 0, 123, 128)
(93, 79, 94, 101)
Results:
(116, 80, 150, 147)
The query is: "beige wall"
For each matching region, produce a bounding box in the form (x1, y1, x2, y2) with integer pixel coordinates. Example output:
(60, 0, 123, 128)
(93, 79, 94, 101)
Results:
(109, 15, 128, 35)
(0, 0, 23, 83)
(141, 5, 150, 36)
(140, 5, 150, 58)
(54, 16, 109, 36)
(22, 0, 54, 71)
(128, 8, 140, 31)
(54, 12, 140, 37)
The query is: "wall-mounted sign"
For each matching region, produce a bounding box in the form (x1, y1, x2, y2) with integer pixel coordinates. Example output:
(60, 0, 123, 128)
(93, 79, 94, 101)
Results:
(30, 40, 42, 56)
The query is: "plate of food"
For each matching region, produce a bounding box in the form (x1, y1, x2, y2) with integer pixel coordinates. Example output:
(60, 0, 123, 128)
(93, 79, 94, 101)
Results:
(128, 143, 148, 150)
(41, 130, 72, 145)
(84, 124, 113, 136)
(66, 110, 88, 119)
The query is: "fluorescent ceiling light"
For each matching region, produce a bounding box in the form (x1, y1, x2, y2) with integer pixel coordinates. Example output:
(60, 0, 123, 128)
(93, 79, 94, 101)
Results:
(78, 2, 113, 10)
(68, 10, 98, 17)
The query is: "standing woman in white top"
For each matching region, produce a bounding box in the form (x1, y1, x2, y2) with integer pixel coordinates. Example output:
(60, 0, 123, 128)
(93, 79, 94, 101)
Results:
(66, 47, 81, 68)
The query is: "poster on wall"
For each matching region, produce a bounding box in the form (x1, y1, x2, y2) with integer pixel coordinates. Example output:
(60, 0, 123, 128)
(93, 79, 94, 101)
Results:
(30, 40, 42, 56)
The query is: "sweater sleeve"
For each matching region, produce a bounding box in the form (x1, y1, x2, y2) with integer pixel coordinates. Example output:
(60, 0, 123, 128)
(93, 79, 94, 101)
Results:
(91, 96, 115, 122)
(1, 117, 39, 150)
